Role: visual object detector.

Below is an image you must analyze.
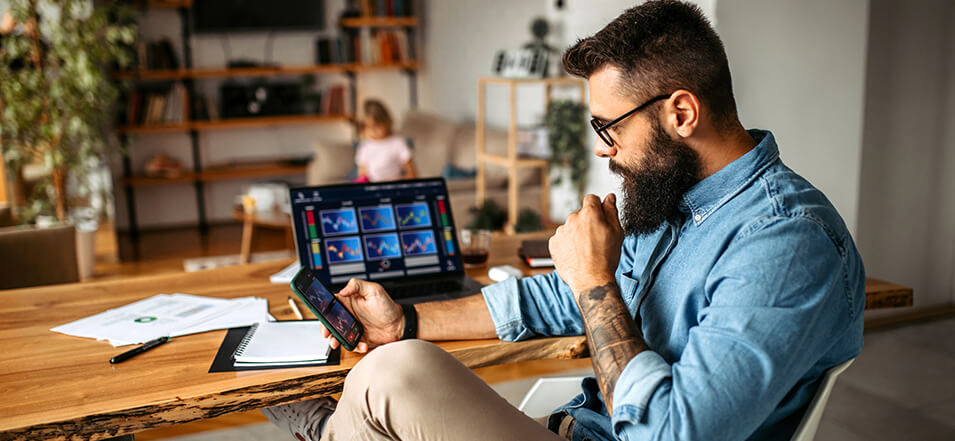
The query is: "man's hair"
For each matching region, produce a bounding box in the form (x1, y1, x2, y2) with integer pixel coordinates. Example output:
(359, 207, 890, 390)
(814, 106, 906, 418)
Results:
(563, 0, 738, 129)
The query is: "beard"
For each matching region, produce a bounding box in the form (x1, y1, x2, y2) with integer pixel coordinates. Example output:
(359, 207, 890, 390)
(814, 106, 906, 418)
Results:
(609, 121, 703, 236)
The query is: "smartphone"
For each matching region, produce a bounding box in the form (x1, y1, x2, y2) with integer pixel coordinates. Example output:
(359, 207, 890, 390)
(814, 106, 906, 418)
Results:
(289, 266, 364, 351)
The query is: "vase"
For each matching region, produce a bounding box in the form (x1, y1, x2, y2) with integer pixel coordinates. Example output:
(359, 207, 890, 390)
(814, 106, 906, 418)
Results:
(549, 166, 580, 222)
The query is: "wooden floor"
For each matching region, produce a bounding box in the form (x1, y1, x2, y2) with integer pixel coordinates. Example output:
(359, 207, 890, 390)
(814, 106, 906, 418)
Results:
(95, 224, 591, 440)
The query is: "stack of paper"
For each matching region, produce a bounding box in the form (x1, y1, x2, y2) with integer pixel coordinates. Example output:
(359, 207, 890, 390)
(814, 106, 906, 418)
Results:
(51, 293, 270, 347)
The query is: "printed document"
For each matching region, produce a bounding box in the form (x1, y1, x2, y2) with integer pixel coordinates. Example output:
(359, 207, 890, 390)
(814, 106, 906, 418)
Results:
(51, 293, 269, 346)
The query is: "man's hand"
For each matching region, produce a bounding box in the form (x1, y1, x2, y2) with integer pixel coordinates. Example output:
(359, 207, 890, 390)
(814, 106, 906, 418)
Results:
(552, 194, 646, 414)
(321, 278, 403, 353)
(549, 193, 625, 297)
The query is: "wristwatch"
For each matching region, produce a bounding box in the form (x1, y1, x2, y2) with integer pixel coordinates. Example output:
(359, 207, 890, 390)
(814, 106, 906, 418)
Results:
(400, 303, 417, 340)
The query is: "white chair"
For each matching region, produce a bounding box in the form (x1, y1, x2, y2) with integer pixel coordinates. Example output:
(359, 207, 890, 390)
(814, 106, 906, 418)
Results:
(790, 358, 854, 441)
(517, 359, 855, 441)
(518, 376, 588, 418)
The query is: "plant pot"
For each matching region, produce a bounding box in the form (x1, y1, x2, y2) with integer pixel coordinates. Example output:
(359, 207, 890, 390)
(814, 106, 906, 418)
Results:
(72, 208, 99, 281)
(75, 226, 96, 281)
(549, 166, 580, 222)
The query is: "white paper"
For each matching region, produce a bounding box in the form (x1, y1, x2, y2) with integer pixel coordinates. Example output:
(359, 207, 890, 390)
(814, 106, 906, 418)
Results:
(51, 293, 269, 347)
(270, 261, 301, 284)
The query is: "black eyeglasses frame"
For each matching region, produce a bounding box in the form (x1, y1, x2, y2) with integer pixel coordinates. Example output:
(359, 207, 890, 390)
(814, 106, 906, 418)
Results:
(590, 93, 672, 147)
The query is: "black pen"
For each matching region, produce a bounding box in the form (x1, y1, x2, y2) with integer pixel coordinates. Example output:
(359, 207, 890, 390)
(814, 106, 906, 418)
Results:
(110, 336, 170, 364)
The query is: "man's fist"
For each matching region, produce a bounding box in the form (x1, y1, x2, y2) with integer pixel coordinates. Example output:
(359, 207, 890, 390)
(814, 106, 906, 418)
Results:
(548, 193, 624, 297)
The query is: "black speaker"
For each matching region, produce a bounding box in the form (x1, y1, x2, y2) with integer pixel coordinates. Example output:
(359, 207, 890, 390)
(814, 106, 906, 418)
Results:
(219, 81, 304, 118)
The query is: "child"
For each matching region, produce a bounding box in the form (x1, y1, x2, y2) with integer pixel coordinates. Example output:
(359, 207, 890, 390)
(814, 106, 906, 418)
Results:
(354, 99, 417, 182)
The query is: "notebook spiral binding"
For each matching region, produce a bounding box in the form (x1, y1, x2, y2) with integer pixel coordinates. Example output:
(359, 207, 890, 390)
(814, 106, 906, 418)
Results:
(232, 322, 261, 358)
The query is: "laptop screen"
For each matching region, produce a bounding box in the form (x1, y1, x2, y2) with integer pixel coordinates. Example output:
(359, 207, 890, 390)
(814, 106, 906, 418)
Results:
(289, 178, 464, 286)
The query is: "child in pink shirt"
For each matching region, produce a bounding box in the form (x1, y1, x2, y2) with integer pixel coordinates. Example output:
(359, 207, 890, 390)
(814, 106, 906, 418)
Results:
(354, 99, 417, 182)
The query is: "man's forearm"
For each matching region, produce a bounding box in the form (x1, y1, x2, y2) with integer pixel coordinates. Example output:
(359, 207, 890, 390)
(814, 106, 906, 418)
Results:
(415, 293, 497, 340)
(578, 282, 649, 414)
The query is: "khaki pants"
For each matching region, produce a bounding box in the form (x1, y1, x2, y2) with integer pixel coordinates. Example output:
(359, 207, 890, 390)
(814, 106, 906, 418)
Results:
(322, 339, 565, 441)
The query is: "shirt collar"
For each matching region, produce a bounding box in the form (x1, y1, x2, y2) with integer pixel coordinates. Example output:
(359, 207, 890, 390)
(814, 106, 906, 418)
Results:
(679, 129, 779, 226)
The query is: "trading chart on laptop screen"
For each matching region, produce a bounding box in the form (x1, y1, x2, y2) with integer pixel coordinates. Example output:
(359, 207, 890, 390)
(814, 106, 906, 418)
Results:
(290, 180, 464, 285)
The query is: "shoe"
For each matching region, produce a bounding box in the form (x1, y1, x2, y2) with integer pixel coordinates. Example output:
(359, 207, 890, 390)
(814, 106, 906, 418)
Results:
(261, 397, 337, 441)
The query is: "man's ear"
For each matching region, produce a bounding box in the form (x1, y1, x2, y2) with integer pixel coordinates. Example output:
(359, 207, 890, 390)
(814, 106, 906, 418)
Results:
(665, 90, 700, 138)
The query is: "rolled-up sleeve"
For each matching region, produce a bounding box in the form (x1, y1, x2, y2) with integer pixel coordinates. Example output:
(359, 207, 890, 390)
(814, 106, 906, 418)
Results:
(481, 236, 642, 342)
(611, 217, 861, 440)
(481, 270, 583, 341)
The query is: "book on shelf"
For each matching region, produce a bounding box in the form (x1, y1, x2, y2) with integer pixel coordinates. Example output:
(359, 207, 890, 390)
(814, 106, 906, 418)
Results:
(351, 30, 409, 65)
(357, 0, 413, 17)
(362, 29, 413, 64)
(315, 35, 359, 64)
(135, 38, 180, 71)
(123, 83, 187, 126)
(320, 84, 348, 116)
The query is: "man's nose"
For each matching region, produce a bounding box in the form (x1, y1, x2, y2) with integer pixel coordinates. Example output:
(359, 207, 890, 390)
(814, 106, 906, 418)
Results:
(594, 139, 617, 158)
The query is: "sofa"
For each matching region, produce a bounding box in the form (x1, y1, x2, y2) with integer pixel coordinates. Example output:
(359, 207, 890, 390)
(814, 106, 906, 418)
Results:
(0, 224, 80, 289)
(307, 110, 545, 228)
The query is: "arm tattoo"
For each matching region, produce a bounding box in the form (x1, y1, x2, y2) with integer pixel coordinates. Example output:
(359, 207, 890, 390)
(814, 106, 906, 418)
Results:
(578, 282, 649, 414)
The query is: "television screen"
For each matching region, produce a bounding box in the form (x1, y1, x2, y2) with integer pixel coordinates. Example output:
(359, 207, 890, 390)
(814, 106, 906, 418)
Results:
(193, 0, 325, 33)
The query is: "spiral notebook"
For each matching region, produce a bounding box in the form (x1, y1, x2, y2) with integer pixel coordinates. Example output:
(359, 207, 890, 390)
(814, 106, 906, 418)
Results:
(232, 320, 331, 366)
(208, 321, 339, 372)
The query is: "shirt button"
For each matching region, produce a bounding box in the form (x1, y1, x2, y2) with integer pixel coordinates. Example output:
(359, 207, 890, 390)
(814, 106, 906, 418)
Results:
(694, 214, 702, 222)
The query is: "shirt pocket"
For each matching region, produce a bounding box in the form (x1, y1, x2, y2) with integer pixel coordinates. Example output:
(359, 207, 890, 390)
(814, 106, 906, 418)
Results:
(618, 271, 640, 307)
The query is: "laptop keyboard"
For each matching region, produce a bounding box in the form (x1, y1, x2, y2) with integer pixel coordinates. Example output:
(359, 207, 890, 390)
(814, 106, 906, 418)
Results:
(388, 280, 465, 299)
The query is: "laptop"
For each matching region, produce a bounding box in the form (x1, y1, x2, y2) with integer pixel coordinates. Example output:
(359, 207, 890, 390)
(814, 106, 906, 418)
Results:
(287, 178, 484, 304)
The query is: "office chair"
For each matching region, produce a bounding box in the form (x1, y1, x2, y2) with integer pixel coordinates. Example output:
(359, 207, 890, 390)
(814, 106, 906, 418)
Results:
(518, 358, 855, 441)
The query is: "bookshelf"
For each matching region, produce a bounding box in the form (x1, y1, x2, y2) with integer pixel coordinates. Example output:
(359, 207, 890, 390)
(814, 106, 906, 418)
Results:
(476, 77, 587, 233)
(124, 163, 308, 187)
(118, 114, 353, 134)
(340, 17, 419, 27)
(119, 2, 420, 252)
(113, 62, 421, 81)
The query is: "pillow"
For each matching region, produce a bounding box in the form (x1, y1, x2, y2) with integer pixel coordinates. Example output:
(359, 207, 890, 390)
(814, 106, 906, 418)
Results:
(398, 110, 458, 178)
(307, 139, 353, 185)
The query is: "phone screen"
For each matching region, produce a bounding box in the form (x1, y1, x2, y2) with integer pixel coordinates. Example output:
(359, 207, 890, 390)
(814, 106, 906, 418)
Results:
(300, 277, 361, 344)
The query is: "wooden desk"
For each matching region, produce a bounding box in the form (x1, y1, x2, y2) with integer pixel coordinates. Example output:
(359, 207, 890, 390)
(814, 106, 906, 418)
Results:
(0, 255, 586, 441)
(0, 231, 912, 440)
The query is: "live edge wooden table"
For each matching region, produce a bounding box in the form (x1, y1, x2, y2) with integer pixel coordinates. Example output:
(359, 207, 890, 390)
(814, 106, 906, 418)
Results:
(0, 232, 911, 441)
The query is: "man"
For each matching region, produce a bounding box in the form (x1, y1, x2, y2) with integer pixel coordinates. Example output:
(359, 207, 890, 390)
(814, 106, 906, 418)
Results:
(264, 1, 865, 440)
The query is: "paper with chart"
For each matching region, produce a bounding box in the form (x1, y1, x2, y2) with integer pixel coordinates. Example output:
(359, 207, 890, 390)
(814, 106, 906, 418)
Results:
(51, 293, 270, 347)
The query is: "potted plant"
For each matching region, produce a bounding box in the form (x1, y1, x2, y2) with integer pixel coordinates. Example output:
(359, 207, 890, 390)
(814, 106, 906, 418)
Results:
(544, 99, 589, 220)
(1, 0, 136, 278)
(0, 0, 136, 223)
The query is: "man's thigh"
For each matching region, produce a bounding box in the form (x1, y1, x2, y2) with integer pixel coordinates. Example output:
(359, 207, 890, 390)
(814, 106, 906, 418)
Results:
(323, 340, 564, 441)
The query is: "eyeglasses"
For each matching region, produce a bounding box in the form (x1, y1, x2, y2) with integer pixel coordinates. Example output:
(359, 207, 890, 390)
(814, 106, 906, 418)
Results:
(590, 94, 672, 147)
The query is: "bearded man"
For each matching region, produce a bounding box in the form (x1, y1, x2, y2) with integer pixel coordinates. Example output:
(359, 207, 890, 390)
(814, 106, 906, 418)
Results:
(263, 1, 865, 440)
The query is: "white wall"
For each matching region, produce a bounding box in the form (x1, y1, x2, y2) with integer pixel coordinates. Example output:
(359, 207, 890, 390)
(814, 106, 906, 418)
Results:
(418, 0, 548, 128)
(715, 0, 870, 236)
(856, 0, 955, 309)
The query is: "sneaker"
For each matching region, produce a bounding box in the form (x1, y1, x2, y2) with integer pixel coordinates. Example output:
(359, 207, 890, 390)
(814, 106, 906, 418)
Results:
(261, 397, 337, 441)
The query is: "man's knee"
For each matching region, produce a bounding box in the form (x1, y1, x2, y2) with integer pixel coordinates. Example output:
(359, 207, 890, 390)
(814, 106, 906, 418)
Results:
(343, 340, 452, 395)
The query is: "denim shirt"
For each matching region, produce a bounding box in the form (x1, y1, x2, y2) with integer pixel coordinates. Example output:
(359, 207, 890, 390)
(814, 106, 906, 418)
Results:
(482, 130, 866, 441)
